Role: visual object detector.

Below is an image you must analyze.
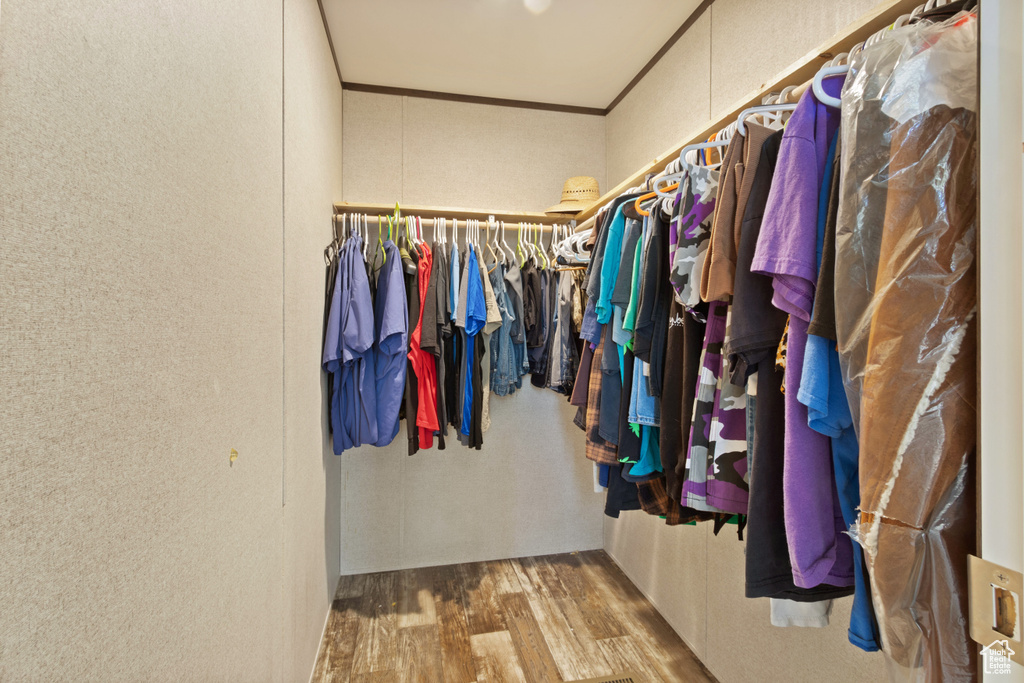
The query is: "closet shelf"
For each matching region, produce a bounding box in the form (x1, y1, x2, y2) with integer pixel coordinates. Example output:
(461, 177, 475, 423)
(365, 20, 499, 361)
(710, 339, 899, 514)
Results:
(571, 0, 922, 229)
(334, 202, 574, 224)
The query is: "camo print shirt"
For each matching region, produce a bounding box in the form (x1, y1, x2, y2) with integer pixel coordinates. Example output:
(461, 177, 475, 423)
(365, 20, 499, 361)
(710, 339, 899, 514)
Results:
(681, 300, 749, 514)
(669, 166, 720, 319)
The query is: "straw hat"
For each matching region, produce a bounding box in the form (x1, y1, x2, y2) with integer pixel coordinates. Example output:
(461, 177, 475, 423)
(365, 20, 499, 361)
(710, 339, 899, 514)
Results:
(545, 176, 600, 215)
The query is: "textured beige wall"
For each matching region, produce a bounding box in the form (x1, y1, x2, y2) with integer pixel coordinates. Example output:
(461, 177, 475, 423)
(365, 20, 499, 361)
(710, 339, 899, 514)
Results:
(0, 0, 343, 680)
(709, 0, 886, 114)
(606, 11, 712, 192)
(338, 388, 604, 575)
(603, 1, 892, 681)
(0, 0, 285, 679)
(343, 90, 608, 210)
(282, 0, 344, 679)
(339, 93, 606, 573)
(605, 0, 887, 188)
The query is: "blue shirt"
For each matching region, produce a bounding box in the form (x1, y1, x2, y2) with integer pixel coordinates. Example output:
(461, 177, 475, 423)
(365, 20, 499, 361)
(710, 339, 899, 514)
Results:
(798, 131, 880, 652)
(373, 240, 408, 447)
(323, 239, 351, 454)
(324, 237, 378, 453)
(461, 247, 487, 435)
(595, 204, 628, 324)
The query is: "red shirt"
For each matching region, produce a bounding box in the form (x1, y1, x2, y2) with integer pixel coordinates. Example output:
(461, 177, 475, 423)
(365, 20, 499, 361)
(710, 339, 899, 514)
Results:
(407, 243, 439, 446)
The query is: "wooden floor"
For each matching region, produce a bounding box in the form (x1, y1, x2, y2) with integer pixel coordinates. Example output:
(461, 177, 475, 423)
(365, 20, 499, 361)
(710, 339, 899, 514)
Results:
(312, 550, 716, 683)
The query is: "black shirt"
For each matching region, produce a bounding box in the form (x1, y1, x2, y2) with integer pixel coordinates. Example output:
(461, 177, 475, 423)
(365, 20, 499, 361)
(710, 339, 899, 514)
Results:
(725, 130, 787, 385)
(808, 136, 843, 341)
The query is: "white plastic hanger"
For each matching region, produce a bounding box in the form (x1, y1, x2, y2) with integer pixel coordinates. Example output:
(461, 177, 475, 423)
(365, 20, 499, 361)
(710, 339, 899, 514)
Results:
(362, 214, 369, 260)
(516, 222, 524, 266)
(812, 64, 848, 109)
(501, 221, 514, 264)
(681, 137, 730, 172)
(736, 102, 799, 136)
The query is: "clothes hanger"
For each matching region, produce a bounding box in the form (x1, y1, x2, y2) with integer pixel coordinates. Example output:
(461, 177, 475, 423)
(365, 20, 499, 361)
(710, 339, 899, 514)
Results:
(654, 145, 709, 198)
(534, 223, 547, 269)
(366, 214, 374, 261)
(375, 214, 386, 267)
(812, 64, 848, 109)
(736, 101, 799, 136)
(517, 222, 526, 268)
(485, 219, 499, 265)
(500, 221, 513, 264)
(679, 137, 730, 174)
(325, 217, 338, 265)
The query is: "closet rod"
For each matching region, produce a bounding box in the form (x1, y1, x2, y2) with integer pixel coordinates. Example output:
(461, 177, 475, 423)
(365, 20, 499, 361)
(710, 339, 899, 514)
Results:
(571, 0, 923, 227)
(333, 201, 573, 225)
(332, 214, 568, 234)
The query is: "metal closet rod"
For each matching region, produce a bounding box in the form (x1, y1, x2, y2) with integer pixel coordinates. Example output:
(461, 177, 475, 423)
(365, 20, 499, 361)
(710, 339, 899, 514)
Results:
(331, 214, 569, 233)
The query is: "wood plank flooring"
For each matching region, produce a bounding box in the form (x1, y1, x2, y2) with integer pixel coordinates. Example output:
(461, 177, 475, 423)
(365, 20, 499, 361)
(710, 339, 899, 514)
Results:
(312, 550, 716, 683)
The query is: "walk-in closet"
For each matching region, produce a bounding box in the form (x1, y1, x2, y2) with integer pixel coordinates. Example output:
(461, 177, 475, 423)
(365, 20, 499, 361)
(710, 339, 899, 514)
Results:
(2, 1, 1020, 682)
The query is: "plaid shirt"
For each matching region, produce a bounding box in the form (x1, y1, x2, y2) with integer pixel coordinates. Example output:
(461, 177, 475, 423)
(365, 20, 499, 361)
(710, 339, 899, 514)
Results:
(585, 332, 619, 465)
(637, 476, 716, 526)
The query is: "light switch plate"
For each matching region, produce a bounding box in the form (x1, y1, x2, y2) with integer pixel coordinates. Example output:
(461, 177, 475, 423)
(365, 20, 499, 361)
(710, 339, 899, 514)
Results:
(969, 554, 1024, 667)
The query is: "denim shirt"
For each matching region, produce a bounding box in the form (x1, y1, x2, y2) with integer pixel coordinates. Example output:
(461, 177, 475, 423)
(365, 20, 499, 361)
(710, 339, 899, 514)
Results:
(489, 264, 519, 397)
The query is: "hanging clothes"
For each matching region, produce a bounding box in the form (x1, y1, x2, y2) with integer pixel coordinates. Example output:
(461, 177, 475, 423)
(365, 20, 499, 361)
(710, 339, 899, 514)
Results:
(504, 262, 530, 390)
(489, 262, 519, 397)
(371, 239, 408, 447)
(669, 166, 718, 313)
(323, 235, 378, 454)
(322, 244, 340, 437)
(479, 250, 503, 432)
(401, 241, 421, 455)
(460, 246, 486, 447)
(835, 12, 978, 678)
(752, 75, 855, 592)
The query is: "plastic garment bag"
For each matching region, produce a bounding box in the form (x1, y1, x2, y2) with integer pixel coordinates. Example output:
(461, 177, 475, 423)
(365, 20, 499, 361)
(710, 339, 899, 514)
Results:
(834, 12, 978, 682)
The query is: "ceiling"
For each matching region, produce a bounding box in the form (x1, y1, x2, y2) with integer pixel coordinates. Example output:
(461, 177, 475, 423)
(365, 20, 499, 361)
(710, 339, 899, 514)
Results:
(322, 0, 705, 110)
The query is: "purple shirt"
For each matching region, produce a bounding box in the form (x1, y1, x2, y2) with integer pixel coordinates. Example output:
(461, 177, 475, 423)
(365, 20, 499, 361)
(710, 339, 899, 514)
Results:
(373, 240, 408, 446)
(751, 77, 854, 589)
